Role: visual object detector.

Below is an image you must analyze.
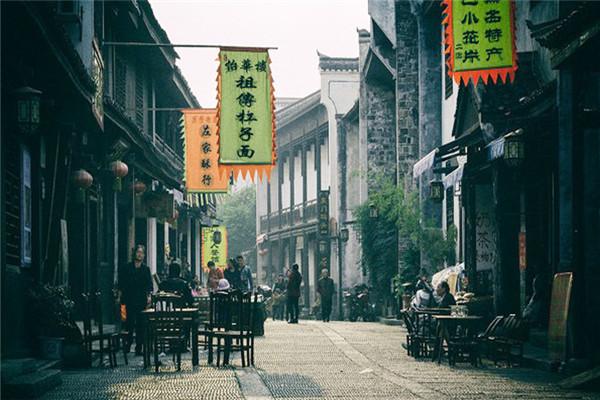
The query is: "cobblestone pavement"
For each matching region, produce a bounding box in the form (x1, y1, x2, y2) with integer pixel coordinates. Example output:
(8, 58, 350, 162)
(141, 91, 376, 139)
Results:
(41, 320, 600, 400)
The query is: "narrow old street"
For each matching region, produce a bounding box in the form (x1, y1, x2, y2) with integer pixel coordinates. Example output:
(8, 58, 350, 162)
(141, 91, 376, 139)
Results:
(40, 321, 599, 400)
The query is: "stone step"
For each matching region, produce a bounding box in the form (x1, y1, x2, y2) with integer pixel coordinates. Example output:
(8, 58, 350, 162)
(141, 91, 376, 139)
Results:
(2, 369, 62, 399)
(0, 359, 37, 383)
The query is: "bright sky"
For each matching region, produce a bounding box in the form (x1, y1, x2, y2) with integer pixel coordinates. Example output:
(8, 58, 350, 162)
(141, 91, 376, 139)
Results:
(150, 0, 370, 107)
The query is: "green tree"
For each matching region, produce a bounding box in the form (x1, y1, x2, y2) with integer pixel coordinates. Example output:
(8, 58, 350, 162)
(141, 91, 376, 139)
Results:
(218, 186, 257, 268)
(355, 175, 456, 306)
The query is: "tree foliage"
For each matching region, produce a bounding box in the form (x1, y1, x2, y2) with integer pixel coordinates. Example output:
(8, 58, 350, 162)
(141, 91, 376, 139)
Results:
(218, 186, 256, 267)
(355, 175, 456, 303)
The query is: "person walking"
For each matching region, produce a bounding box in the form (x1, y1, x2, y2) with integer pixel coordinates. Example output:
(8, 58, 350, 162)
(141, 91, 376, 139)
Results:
(237, 255, 254, 292)
(287, 264, 302, 323)
(118, 244, 153, 355)
(317, 268, 335, 322)
(207, 261, 224, 291)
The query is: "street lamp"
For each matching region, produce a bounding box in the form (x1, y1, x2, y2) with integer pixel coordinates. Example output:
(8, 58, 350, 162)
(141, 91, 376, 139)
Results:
(368, 202, 378, 218)
(340, 227, 349, 242)
(503, 128, 525, 167)
(429, 180, 444, 202)
(14, 86, 42, 136)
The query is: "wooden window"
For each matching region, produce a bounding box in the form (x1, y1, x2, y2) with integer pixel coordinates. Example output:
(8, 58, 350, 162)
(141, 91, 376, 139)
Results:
(21, 146, 32, 267)
(135, 65, 145, 129)
(114, 56, 127, 109)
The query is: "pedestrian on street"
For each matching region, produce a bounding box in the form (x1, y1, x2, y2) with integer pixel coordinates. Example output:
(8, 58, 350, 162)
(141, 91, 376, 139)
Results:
(207, 261, 224, 291)
(271, 289, 285, 320)
(118, 244, 153, 355)
(237, 255, 254, 292)
(317, 268, 335, 322)
(159, 262, 193, 306)
(287, 264, 302, 323)
(224, 258, 242, 290)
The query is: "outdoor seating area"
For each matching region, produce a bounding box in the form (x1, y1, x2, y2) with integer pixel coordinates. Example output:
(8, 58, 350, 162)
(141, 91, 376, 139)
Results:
(140, 290, 259, 372)
(401, 308, 528, 369)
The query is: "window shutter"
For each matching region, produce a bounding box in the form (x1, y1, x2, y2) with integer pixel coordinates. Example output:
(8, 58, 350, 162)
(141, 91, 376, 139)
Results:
(115, 56, 127, 109)
(135, 65, 145, 129)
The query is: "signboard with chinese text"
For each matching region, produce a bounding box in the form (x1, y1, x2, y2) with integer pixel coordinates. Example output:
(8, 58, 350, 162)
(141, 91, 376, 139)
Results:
(201, 226, 228, 271)
(135, 192, 175, 219)
(318, 190, 330, 238)
(548, 272, 573, 362)
(217, 49, 276, 181)
(518, 231, 526, 271)
(475, 185, 497, 271)
(182, 109, 229, 193)
(443, 0, 517, 85)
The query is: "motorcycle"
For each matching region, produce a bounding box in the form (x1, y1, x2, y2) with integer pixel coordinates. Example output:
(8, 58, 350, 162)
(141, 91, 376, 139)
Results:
(344, 284, 377, 322)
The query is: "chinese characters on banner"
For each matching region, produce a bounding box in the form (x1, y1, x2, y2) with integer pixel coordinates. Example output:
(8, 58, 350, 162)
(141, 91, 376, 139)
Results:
(201, 226, 228, 271)
(318, 190, 330, 270)
(443, 0, 517, 85)
(182, 109, 229, 193)
(217, 48, 276, 181)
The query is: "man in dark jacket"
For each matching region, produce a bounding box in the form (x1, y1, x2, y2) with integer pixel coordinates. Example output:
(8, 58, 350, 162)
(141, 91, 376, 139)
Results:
(159, 262, 193, 306)
(317, 268, 335, 322)
(436, 281, 456, 308)
(286, 264, 302, 323)
(118, 245, 153, 355)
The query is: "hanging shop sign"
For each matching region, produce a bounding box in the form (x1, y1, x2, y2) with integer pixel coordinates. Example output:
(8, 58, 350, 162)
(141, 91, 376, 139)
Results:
(136, 192, 175, 219)
(217, 48, 276, 181)
(182, 108, 229, 193)
(201, 226, 228, 271)
(318, 190, 330, 238)
(443, 0, 517, 86)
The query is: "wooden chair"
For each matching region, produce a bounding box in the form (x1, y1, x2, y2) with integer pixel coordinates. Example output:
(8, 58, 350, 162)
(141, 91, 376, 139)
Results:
(82, 292, 125, 368)
(214, 291, 257, 367)
(147, 312, 187, 372)
(486, 314, 528, 366)
(202, 291, 235, 365)
(401, 311, 419, 357)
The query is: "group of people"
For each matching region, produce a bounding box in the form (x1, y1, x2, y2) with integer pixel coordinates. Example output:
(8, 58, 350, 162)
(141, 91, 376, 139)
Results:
(410, 275, 456, 310)
(271, 264, 303, 323)
(117, 244, 255, 355)
(270, 267, 335, 323)
(206, 256, 253, 293)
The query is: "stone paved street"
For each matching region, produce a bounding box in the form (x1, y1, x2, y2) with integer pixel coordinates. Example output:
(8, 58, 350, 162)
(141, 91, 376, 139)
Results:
(41, 321, 600, 400)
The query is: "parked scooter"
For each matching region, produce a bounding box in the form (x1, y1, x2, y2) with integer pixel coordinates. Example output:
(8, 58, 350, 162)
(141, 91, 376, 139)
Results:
(344, 284, 377, 322)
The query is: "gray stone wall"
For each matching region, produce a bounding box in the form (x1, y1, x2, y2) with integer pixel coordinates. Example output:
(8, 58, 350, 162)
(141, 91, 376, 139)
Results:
(366, 81, 397, 186)
(395, 2, 419, 188)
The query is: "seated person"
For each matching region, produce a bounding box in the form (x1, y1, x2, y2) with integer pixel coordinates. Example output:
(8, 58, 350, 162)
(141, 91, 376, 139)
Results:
(411, 280, 434, 310)
(159, 262, 193, 306)
(435, 281, 456, 308)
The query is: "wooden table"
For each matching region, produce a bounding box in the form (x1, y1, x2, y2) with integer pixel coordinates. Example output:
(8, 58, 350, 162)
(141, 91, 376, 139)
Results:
(141, 308, 201, 368)
(432, 315, 482, 365)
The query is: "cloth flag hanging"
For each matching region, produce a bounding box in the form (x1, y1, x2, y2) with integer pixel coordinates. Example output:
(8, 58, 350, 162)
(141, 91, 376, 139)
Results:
(217, 48, 276, 181)
(182, 108, 229, 193)
(201, 226, 228, 271)
(443, 0, 517, 86)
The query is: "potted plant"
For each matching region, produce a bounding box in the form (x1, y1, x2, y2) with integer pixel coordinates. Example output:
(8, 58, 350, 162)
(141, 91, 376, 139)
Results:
(27, 284, 82, 362)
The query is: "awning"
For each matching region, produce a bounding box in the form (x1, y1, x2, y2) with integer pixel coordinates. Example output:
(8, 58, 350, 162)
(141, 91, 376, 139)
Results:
(443, 165, 464, 189)
(413, 132, 483, 178)
(486, 137, 505, 161)
(413, 149, 437, 178)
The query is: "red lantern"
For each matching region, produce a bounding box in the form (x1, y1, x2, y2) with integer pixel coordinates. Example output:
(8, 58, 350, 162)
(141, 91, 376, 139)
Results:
(72, 169, 93, 189)
(133, 180, 147, 194)
(109, 161, 128, 191)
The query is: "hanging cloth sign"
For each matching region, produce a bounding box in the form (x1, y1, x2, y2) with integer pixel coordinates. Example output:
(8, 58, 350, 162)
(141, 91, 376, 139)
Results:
(442, 0, 517, 86)
(182, 108, 229, 193)
(201, 226, 228, 271)
(217, 48, 276, 181)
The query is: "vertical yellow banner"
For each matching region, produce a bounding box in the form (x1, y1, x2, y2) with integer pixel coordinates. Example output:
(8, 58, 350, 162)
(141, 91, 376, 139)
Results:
(182, 109, 229, 193)
(202, 226, 228, 271)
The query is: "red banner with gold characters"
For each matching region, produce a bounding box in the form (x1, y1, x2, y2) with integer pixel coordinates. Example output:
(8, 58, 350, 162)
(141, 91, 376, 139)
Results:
(443, 0, 517, 86)
(182, 109, 229, 193)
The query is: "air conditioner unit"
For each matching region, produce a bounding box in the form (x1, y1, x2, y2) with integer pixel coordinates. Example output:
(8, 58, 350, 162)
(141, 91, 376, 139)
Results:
(56, 0, 82, 23)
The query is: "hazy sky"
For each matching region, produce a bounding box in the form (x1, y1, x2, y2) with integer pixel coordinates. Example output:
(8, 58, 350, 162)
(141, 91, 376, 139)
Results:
(150, 0, 370, 107)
